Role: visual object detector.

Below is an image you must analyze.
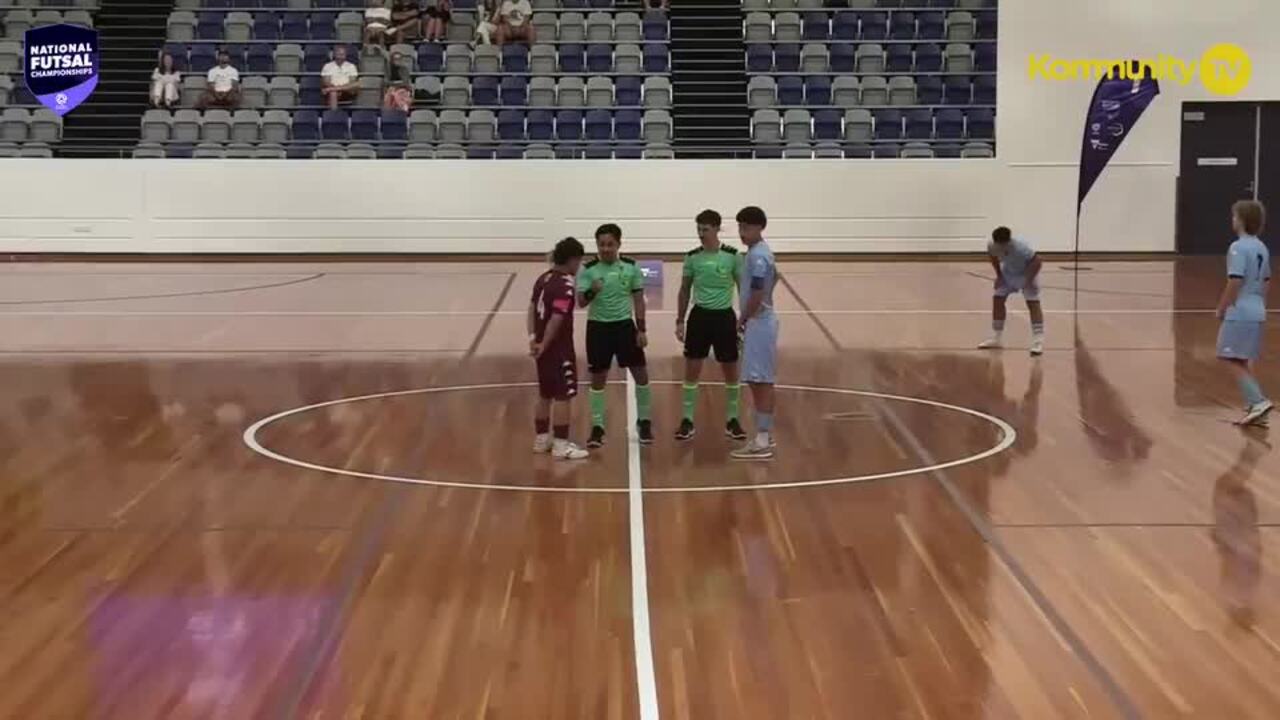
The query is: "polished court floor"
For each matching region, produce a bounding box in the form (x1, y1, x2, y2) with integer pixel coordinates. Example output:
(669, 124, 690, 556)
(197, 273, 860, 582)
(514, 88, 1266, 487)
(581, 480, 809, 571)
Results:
(0, 258, 1278, 719)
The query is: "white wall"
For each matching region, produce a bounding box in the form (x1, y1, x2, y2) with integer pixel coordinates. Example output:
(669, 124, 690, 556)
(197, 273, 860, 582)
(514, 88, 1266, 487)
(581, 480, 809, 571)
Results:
(2, 0, 1277, 255)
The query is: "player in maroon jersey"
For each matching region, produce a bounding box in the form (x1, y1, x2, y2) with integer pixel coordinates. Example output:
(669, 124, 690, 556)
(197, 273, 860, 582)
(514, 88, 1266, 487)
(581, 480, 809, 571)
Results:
(529, 237, 590, 459)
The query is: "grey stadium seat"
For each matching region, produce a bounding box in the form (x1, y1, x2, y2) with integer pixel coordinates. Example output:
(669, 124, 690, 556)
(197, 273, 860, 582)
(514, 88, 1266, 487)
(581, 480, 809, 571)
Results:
(231, 110, 261, 143)
(403, 142, 435, 159)
(832, 76, 860, 108)
(532, 14, 557, 42)
(5, 10, 34, 40)
(0, 42, 20, 74)
(616, 44, 642, 75)
(813, 142, 842, 159)
(771, 0, 797, 9)
(360, 49, 387, 76)
(525, 143, 554, 159)
(530, 44, 556, 74)
(784, 143, 811, 159)
(467, 109, 495, 142)
(558, 76, 585, 107)
(586, 12, 613, 42)
(749, 76, 776, 109)
(783, 109, 811, 143)
(261, 110, 291, 143)
(801, 43, 828, 74)
(18, 142, 52, 158)
(946, 43, 973, 73)
(614, 12, 641, 42)
(856, 44, 885, 73)
(642, 109, 672, 144)
(172, 109, 201, 142)
(558, 12, 586, 43)
(752, 109, 780, 144)
(442, 76, 470, 108)
(0, 141, 18, 158)
(201, 109, 231, 143)
(313, 143, 346, 159)
(225, 142, 256, 159)
(253, 143, 287, 159)
(132, 142, 165, 159)
(0, 108, 28, 142)
(947, 11, 976, 41)
(193, 142, 225, 158)
(241, 75, 269, 109)
(961, 141, 994, 158)
(744, 12, 771, 43)
(141, 109, 172, 142)
(844, 109, 872, 142)
(336, 11, 363, 43)
(586, 77, 613, 108)
(473, 45, 500, 74)
(357, 76, 383, 107)
(30, 109, 61, 142)
(0, 75, 11, 104)
(888, 76, 917, 106)
(529, 76, 556, 107)
(346, 143, 376, 159)
(901, 142, 935, 158)
(774, 13, 801, 42)
(64, 10, 92, 28)
(644, 143, 673, 159)
(860, 75, 888, 106)
(435, 143, 465, 159)
(167, 11, 195, 41)
(180, 75, 205, 107)
(410, 109, 438, 142)
(268, 76, 299, 108)
(224, 11, 252, 43)
(437, 110, 466, 143)
(445, 44, 472, 74)
(275, 44, 304, 75)
(414, 75, 442, 99)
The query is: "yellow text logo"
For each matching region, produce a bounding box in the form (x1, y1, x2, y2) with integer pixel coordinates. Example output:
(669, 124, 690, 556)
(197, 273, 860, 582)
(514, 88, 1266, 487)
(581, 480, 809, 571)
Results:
(1027, 44, 1251, 96)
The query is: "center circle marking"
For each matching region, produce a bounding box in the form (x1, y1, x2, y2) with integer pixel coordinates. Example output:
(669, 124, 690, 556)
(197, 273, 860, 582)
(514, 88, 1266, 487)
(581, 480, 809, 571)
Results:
(242, 381, 1017, 494)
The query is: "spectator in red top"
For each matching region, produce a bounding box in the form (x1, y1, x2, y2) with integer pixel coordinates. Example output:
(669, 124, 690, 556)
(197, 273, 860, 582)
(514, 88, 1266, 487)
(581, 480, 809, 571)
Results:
(529, 237, 589, 460)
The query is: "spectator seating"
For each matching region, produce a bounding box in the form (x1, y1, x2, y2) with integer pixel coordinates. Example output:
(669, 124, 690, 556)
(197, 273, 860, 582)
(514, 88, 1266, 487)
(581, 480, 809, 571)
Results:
(745, 0, 996, 158)
(139, 0, 671, 158)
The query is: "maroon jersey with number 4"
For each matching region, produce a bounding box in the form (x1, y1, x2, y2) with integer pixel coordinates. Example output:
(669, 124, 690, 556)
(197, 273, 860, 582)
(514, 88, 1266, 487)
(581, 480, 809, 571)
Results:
(531, 269, 578, 399)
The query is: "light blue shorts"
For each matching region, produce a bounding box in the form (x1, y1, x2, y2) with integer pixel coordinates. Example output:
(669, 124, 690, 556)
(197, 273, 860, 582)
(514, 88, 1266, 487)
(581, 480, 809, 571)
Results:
(741, 315, 778, 384)
(995, 276, 1040, 302)
(1217, 319, 1264, 361)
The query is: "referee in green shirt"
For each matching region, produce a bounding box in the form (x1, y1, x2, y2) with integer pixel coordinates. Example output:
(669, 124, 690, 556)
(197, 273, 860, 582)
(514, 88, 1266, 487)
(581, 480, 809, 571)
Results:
(577, 223, 653, 447)
(674, 210, 747, 441)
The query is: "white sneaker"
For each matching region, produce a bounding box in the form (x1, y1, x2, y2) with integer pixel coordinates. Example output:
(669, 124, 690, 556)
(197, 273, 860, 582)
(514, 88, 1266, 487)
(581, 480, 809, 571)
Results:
(552, 440, 590, 460)
(978, 335, 1003, 349)
(1030, 335, 1045, 356)
(1239, 400, 1274, 426)
(730, 438, 775, 460)
(533, 434, 553, 453)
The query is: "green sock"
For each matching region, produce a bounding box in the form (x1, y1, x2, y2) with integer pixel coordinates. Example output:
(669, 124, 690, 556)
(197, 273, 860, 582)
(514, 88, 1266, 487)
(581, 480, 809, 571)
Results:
(635, 383, 652, 422)
(682, 383, 698, 422)
(589, 387, 606, 428)
(725, 383, 741, 421)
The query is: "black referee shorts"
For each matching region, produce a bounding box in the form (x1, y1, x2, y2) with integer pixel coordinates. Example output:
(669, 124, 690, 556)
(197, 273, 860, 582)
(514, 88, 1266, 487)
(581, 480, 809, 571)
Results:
(683, 306, 739, 363)
(586, 320, 647, 373)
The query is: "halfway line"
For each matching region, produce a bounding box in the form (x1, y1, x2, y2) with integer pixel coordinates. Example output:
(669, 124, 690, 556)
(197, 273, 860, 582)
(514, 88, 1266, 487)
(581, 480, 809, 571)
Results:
(626, 374, 661, 720)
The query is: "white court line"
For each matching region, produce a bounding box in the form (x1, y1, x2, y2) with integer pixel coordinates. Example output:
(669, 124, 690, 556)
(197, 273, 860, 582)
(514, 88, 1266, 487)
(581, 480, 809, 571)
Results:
(0, 308, 1217, 317)
(626, 375, 661, 720)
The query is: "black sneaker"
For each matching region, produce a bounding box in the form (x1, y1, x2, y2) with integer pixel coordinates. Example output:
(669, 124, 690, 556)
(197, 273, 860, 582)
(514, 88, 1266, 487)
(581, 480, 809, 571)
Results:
(725, 418, 748, 441)
(674, 418, 696, 441)
(637, 420, 654, 445)
(587, 425, 606, 448)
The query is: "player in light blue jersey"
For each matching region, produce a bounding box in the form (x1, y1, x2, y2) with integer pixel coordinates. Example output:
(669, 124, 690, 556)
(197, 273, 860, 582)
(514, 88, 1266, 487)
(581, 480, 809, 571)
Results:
(979, 226, 1045, 356)
(730, 206, 780, 460)
(1216, 200, 1272, 426)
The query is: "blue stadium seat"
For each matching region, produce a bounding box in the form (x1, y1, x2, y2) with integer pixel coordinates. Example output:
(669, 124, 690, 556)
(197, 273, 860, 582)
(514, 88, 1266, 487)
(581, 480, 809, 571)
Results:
(528, 110, 554, 140)
(247, 43, 274, 72)
(934, 143, 962, 158)
(643, 11, 667, 41)
(189, 44, 216, 72)
(501, 76, 528, 106)
(562, 0, 586, 8)
(775, 43, 800, 72)
(858, 11, 887, 40)
(874, 142, 900, 159)
(936, 108, 964, 138)
(262, 0, 286, 8)
(418, 43, 443, 72)
(585, 109, 612, 140)
(829, 44, 855, 73)
(917, 76, 943, 104)
(914, 43, 942, 71)
(615, 110, 641, 141)
(943, 75, 972, 104)
(381, 109, 408, 141)
(282, 14, 307, 40)
(164, 43, 189, 71)
(643, 44, 668, 73)
(976, 10, 996, 39)
(378, 142, 406, 159)
(803, 12, 828, 41)
(806, 75, 832, 105)
(616, 143, 643, 159)
(560, 44, 586, 73)
(890, 11, 915, 39)
(974, 74, 995, 104)
(497, 144, 523, 159)
(287, 143, 315, 159)
(503, 44, 529, 73)
(918, 11, 944, 39)
(322, 109, 349, 140)
(777, 76, 803, 105)
(616, 76, 641, 106)
(254, 14, 280, 41)
(589, 0, 612, 8)
(928, 0, 956, 7)
(844, 143, 873, 159)
(832, 11, 857, 40)
(196, 11, 224, 40)
(498, 109, 525, 140)
(747, 44, 772, 72)
(905, 108, 933, 139)
(206, 0, 230, 8)
(755, 145, 782, 159)
(556, 110, 584, 141)
(472, 76, 499, 106)
(886, 44, 912, 71)
(584, 144, 613, 159)
(223, 44, 247, 66)
(293, 110, 320, 141)
(309, 11, 336, 40)
(814, 110, 841, 140)
(587, 43, 613, 73)
(168, 143, 195, 158)
(975, 43, 995, 71)
(967, 107, 994, 138)
(300, 76, 323, 106)
(468, 145, 495, 159)
(350, 109, 378, 140)
(874, 109, 903, 139)
(304, 44, 331, 72)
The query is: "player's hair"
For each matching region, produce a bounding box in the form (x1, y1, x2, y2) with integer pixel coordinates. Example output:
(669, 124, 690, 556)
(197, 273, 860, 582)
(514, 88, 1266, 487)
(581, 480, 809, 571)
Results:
(1233, 200, 1266, 236)
(695, 209, 722, 228)
(595, 223, 622, 242)
(551, 236, 586, 265)
(735, 206, 767, 228)
(991, 226, 1013, 244)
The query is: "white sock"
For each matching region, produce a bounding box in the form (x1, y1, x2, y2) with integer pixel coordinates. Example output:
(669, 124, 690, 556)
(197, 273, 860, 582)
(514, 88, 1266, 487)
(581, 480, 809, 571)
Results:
(755, 431, 771, 446)
(535, 433, 550, 443)
(553, 438, 570, 451)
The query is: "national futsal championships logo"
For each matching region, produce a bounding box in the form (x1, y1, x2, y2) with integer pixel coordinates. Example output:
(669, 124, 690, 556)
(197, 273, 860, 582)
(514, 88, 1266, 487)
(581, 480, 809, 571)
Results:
(1028, 43, 1251, 96)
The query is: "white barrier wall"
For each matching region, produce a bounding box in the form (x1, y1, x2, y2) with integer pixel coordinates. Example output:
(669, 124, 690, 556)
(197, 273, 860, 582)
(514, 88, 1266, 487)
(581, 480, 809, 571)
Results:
(1, 0, 1277, 254)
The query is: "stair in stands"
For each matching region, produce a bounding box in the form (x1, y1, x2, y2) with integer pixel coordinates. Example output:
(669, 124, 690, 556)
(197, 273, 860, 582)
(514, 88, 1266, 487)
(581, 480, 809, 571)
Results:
(669, 0, 749, 159)
(60, 0, 174, 157)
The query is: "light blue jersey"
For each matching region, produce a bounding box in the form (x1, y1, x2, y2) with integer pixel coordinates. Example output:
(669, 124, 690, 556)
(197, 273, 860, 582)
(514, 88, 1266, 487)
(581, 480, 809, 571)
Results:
(1226, 235, 1270, 323)
(988, 237, 1037, 279)
(741, 240, 777, 316)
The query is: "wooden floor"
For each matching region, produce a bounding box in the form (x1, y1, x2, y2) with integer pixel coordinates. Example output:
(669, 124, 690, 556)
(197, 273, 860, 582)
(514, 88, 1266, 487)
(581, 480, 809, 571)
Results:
(2, 258, 1279, 720)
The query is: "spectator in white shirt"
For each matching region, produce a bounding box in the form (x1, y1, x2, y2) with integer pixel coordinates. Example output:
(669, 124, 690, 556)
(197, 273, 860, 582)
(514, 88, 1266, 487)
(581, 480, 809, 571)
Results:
(150, 52, 180, 109)
(321, 45, 360, 110)
(198, 51, 240, 109)
(363, 0, 392, 46)
(495, 0, 535, 45)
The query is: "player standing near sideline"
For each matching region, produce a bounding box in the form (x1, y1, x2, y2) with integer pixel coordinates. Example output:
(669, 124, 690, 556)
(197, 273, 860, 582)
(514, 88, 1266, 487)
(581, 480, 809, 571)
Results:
(730, 205, 780, 460)
(577, 223, 654, 447)
(1216, 200, 1273, 426)
(529, 237, 590, 460)
(675, 210, 748, 442)
(979, 226, 1046, 356)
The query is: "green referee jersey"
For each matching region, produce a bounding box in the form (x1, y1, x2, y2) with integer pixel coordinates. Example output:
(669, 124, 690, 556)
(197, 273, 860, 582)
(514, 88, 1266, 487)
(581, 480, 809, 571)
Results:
(577, 256, 645, 322)
(682, 244, 740, 310)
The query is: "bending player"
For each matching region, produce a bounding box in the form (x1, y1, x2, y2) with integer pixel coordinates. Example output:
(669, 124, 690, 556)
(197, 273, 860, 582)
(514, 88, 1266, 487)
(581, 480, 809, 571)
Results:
(1215, 200, 1272, 426)
(979, 226, 1045, 356)
(675, 209, 747, 442)
(731, 205, 780, 460)
(577, 223, 653, 447)
(529, 237, 589, 460)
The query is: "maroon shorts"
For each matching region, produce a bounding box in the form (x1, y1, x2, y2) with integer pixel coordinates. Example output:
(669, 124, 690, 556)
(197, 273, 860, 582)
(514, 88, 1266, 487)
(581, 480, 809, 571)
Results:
(536, 348, 578, 400)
